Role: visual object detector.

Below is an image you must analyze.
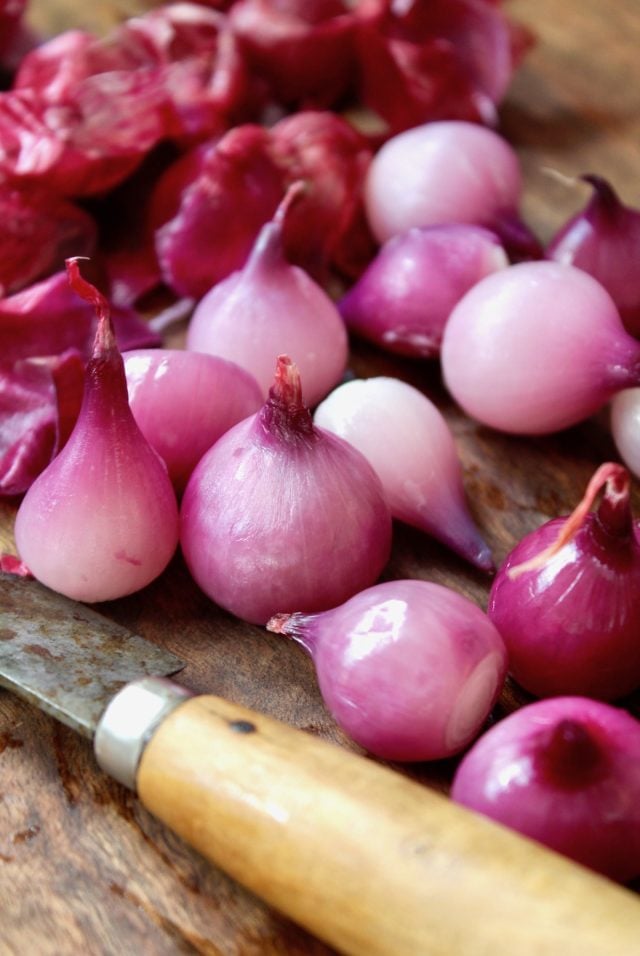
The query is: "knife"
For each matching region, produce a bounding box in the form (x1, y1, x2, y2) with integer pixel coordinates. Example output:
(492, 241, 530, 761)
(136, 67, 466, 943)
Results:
(1, 571, 639, 955)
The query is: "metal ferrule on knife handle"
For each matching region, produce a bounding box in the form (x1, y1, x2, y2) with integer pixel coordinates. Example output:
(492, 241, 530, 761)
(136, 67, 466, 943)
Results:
(97, 678, 640, 956)
(94, 677, 192, 789)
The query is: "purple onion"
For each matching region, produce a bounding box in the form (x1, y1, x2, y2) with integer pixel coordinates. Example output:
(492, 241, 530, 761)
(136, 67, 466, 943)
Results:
(488, 463, 640, 701)
(441, 260, 640, 434)
(339, 224, 508, 359)
(451, 696, 640, 883)
(267, 578, 507, 761)
(547, 176, 640, 337)
(180, 356, 392, 625)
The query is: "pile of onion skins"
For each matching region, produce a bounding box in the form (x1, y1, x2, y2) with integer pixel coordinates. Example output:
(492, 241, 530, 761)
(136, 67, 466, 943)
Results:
(4, 0, 640, 889)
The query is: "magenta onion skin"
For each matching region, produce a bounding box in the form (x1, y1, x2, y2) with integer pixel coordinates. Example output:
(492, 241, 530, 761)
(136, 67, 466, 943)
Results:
(268, 579, 507, 762)
(124, 349, 262, 494)
(180, 357, 392, 625)
(487, 464, 640, 700)
(338, 224, 508, 358)
(441, 261, 640, 434)
(547, 176, 640, 336)
(185, 203, 348, 407)
(611, 388, 640, 478)
(314, 377, 493, 571)
(14, 268, 179, 602)
(364, 121, 523, 244)
(451, 697, 640, 883)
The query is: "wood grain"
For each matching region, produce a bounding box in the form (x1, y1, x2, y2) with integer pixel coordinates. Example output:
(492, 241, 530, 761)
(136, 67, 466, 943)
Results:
(2, 0, 640, 953)
(137, 693, 640, 956)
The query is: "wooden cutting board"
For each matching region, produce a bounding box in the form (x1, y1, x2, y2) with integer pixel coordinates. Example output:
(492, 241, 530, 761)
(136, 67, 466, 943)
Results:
(2, 0, 640, 952)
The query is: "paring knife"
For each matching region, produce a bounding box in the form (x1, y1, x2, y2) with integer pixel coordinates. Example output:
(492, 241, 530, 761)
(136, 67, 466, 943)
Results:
(1, 572, 639, 956)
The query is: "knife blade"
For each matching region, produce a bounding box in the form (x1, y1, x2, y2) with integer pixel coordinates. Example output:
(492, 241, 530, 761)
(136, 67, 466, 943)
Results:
(1, 571, 640, 956)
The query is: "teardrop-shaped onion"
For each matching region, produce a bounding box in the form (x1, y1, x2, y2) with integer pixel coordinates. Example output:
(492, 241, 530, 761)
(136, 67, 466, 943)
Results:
(124, 349, 262, 494)
(441, 261, 640, 434)
(313, 377, 493, 570)
(267, 579, 507, 761)
(180, 356, 392, 624)
(14, 262, 179, 602)
(186, 191, 348, 406)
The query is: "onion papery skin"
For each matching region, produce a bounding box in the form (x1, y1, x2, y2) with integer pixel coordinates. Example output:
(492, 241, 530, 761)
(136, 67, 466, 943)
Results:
(180, 361, 392, 625)
(547, 176, 640, 337)
(124, 349, 262, 494)
(488, 508, 640, 700)
(15, 346, 180, 602)
(451, 697, 640, 883)
(441, 261, 640, 434)
(268, 579, 507, 761)
(314, 377, 493, 570)
(338, 224, 508, 358)
(611, 388, 640, 479)
(363, 121, 528, 248)
(185, 215, 348, 406)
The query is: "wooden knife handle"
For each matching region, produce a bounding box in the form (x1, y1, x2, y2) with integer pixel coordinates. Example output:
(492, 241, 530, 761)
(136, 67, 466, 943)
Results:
(128, 687, 640, 956)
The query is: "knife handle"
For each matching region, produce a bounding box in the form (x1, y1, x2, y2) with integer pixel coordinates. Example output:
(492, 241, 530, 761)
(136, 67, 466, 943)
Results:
(96, 679, 640, 956)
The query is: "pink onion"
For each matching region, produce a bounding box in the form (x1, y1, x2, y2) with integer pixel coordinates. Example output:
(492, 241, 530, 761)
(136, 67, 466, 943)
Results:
(611, 388, 640, 478)
(338, 224, 508, 358)
(314, 376, 493, 570)
(488, 463, 640, 701)
(124, 349, 262, 494)
(451, 696, 640, 883)
(180, 356, 392, 625)
(547, 176, 640, 336)
(441, 261, 640, 434)
(186, 187, 348, 406)
(363, 120, 540, 260)
(267, 578, 507, 761)
(14, 261, 179, 602)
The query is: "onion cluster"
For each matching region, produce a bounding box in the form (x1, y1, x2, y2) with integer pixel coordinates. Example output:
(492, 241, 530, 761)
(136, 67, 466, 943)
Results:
(5, 0, 640, 894)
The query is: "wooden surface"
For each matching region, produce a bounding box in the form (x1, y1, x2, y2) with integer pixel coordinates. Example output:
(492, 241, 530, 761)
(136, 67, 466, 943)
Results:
(1, 0, 640, 953)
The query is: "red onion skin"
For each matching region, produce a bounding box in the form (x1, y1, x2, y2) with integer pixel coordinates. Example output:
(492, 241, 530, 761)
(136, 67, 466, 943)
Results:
(268, 579, 507, 762)
(547, 176, 640, 337)
(124, 349, 263, 494)
(488, 508, 640, 701)
(451, 697, 640, 883)
(229, 0, 357, 109)
(180, 360, 392, 625)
